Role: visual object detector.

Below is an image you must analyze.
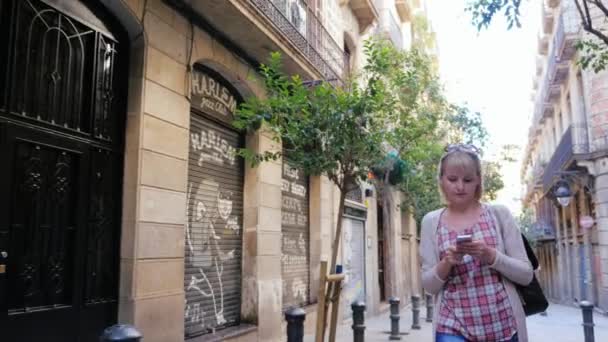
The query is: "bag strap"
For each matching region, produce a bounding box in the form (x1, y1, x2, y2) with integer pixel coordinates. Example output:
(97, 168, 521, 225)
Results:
(490, 205, 539, 270)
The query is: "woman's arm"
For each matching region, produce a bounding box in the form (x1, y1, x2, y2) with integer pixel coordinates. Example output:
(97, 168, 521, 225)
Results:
(420, 212, 447, 295)
(490, 205, 534, 286)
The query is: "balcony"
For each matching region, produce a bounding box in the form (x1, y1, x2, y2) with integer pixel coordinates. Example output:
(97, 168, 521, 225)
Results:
(169, 0, 345, 83)
(538, 34, 549, 55)
(535, 55, 544, 76)
(533, 76, 554, 126)
(349, 0, 379, 33)
(542, 4, 555, 35)
(572, 122, 590, 154)
(395, 0, 412, 22)
(545, 39, 569, 89)
(554, 0, 581, 61)
(543, 125, 574, 192)
(533, 162, 546, 189)
(376, 9, 403, 49)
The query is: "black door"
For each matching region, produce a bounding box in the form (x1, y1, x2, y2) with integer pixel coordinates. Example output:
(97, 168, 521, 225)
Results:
(0, 1, 125, 341)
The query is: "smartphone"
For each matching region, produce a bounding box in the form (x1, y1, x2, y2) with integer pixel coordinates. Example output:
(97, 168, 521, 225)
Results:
(456, 234, 473, 244)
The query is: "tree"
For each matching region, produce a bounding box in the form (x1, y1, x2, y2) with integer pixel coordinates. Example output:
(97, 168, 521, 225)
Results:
(401, 104, 505, 229)
(467, 0, 608, 71)
(234, 38, 452, 337)
(234, 51, 386, 276)
(362, 38, 448, 296)
(518, 207, 537, 246)
(483, 160, 505, 201)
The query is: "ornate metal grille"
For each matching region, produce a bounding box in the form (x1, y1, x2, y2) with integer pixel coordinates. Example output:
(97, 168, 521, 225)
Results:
(3, 0, 119, 141)
(85, 147, 118, 304)
(249, 0, 344, 83)
(9, 141, 78, 310)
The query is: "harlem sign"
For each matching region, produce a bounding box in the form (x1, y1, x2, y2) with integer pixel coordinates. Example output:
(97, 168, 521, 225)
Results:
(191, 68, 238, 123)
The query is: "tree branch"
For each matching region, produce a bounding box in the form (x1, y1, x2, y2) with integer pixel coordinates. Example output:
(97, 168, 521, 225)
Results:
(575, 0, 608, 47)
(590, 0, 608, 19)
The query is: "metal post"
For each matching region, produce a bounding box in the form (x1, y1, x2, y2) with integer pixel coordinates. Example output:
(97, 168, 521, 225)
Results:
(425, 293, 433, 322)
(411, 295, 421, 330)
(388, 297, 401, 340)
(285, 307, 306, 342)
(99, 324, 142, 342)
(580, 301, 595, 342)
(351, 301, 366, 342)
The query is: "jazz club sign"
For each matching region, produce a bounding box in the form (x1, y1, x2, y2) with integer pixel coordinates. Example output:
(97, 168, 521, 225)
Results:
(191, 69, 238, 123)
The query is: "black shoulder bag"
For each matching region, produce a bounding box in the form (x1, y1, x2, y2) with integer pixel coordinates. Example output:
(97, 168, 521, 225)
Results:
(493, 208, 549, 316)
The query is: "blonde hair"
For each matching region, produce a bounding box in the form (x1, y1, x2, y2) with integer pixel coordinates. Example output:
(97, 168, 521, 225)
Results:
(437, 150, 484, 204)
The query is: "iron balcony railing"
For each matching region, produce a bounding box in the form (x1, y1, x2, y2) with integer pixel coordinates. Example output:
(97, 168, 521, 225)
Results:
(249, 0, 345, 83)
(533, 161, 546, 187)
(572, 122, 590, 155)
(377, 9, 403, 49)
(542, 125, 587, 192)
(542, 126, 571, 192)
(553, 0, 581, 62)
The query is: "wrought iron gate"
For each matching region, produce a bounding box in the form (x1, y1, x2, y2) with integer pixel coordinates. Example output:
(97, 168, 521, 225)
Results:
(0, 1, 125, 341)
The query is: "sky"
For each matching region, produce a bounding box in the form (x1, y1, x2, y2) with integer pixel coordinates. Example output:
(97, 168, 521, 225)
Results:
(427, 0, 542, 214)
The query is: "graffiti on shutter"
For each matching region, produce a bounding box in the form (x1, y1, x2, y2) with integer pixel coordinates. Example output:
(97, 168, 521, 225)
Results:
(281, 159, 310, 310)
(185, 113, 243, 338)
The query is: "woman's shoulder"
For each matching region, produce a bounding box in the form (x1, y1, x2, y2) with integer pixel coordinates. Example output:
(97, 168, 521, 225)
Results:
(421, 208, 444, 231)
(485, 203, 513, 219)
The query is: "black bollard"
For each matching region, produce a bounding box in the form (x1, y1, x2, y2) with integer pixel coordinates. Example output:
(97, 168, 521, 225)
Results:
(425, 293, 433, 322)
(580, 301, 595, 342)
(411, 295, 421, 330)
(285, 307, 306, 342)
(388, 297, 401, 340)
(352, 301, 366, 342)
(99, 324, 142, 342)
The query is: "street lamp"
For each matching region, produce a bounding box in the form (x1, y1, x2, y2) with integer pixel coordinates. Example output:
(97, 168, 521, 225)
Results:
(554, 180, 573, 207)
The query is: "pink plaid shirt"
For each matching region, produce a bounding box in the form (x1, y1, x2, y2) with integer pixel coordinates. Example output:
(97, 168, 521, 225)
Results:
(436, 208, 517, 341)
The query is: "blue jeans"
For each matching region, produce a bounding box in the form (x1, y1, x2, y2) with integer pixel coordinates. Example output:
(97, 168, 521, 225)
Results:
(436, 333, 518, 342)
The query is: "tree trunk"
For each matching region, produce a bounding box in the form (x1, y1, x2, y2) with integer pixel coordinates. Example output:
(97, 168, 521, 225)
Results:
(320, 186, 347, 341)
(330, 188, 347, 276)
(378, 181, 401, 300)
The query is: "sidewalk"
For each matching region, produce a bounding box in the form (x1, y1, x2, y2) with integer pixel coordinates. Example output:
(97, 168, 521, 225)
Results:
(304, 302, 608, 341)
(304, 303, 434, 342)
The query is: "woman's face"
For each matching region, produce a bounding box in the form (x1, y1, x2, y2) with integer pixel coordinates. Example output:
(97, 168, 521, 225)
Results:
(440, 162, 480, 206)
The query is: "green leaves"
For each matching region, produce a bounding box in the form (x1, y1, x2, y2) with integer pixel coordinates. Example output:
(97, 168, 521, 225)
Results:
(233, 46, 388, 191)
(576, 39, 608, 73)
(466, 0, 523, 31)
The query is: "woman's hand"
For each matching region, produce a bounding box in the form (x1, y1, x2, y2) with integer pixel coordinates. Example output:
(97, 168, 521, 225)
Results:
(436, 246, 463, 281)
(442, 246, 463, 267)
(457, 240, 496, 265)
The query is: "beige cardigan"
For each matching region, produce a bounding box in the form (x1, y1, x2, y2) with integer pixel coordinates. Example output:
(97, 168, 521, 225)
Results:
(420, 204, 534, 342)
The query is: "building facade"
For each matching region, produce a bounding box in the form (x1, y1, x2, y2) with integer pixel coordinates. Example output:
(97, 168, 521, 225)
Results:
(0, 0, 426, 341)
(521, 0, 608, 313)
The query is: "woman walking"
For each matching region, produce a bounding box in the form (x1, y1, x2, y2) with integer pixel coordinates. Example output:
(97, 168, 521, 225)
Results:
(420, 144, 534, 342)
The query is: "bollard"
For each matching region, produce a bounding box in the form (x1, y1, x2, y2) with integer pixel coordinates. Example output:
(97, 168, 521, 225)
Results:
(285, 307, 306, 342)
(388, 297, 401, 340)
(411, 295, 421, 330)
(425, 293, 433, 322)
(100, 324, 142, 342)
(580, 301, 595, 342)
(352, 301, 366, 342)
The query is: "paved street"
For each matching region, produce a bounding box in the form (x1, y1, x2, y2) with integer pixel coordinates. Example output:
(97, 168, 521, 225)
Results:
(305, 301, 608, 341)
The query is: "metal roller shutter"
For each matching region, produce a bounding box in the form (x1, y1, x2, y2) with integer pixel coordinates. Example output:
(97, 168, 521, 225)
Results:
(342, 216, 366, 320)
(185, 112, 243, 338)
(281, 157, 310, 310)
